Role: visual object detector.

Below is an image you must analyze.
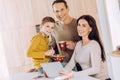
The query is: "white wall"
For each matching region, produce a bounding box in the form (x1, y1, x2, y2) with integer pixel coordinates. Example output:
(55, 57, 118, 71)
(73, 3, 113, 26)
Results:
(105, 0, 120, 50)
(105, 0, 120, 80)
(97, 0, 120, 79)
(96, 0, 113, 79)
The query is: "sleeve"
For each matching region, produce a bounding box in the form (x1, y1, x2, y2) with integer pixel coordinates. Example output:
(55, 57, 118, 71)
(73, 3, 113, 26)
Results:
(72, 41, 101, 77)
(48, 35, 56, 48)
(64, 44, 77, 72)
(49, 35, 59, 54)
(27, 35, 46, 58)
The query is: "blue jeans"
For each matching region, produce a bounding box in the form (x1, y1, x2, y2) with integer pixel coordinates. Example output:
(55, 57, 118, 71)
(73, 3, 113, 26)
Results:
(61, 62, 78, 71)
(37, 68, 43, 74)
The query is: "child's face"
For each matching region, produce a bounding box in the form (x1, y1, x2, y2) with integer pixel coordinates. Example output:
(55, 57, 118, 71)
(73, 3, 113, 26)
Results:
(41, 22, 55, 36)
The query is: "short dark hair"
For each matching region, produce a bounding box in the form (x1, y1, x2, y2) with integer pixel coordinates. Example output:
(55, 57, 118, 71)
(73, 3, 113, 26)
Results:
(52, 0, 68, 8)
(77, 15, 106, 62)
(42, 16, 55, 25)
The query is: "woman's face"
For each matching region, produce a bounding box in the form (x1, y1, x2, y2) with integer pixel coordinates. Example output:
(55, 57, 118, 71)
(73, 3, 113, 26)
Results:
(77, 19, 92, 38)
(41, 22, 55, 36)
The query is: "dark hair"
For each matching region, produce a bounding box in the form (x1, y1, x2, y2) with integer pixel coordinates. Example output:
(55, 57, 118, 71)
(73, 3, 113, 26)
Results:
(42, 16, 55, 25)
(77, 15, 106, 62)
(52, 0, 68, 8)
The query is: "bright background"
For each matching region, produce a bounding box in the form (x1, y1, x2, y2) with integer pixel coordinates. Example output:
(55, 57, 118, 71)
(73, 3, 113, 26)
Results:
(0, 0, 120, 79)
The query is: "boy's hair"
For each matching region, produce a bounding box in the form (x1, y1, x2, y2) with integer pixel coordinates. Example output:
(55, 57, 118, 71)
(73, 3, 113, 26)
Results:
(42, 16, 55, 25)
(52, 0, 68, 8)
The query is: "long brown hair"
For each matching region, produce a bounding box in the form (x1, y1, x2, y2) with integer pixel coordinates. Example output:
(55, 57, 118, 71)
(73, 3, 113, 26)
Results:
(41, 16, 55, 25)
(77, 15, 106, 62)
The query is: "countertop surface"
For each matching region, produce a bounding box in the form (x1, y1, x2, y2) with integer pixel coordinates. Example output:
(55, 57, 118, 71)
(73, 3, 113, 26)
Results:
(11, 72, 99, 80)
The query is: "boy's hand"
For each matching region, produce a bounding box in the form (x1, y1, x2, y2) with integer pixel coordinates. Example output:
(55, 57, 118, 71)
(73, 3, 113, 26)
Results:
(45, 47, 55, 56)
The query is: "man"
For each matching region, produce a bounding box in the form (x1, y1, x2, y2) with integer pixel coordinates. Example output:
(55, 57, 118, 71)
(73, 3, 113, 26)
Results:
(27, 0, 81, 72)
(52, 0, 81, 71)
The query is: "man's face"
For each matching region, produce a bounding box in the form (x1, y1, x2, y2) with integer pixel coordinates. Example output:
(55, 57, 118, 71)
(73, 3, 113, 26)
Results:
(53, 3, 69, 22)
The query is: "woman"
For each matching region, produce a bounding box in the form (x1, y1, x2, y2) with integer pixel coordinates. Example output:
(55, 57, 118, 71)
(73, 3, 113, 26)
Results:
(60, 15, 110, 80)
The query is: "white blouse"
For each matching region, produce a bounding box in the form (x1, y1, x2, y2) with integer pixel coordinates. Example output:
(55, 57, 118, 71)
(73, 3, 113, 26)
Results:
(64, 40, 108, 80)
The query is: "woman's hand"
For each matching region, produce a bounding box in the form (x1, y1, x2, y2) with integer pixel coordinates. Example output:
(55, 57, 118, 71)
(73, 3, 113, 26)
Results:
(59, 71, 69, 75)
(59, 71, 74, 79)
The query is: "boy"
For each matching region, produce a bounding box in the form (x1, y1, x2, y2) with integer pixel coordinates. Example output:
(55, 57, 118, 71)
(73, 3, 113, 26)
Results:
(27, 16, 55, 74)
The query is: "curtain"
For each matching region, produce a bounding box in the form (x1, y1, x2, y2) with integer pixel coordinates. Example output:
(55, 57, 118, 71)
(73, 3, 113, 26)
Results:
(0, 34, 10, 80)
(0, 0, 35, 76)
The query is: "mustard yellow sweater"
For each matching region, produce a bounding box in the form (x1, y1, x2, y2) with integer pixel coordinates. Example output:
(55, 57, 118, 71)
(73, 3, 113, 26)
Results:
(27, 33, 50, 69)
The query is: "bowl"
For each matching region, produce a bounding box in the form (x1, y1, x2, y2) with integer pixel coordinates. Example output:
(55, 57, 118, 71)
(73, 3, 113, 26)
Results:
(52, 55, 65, 62)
